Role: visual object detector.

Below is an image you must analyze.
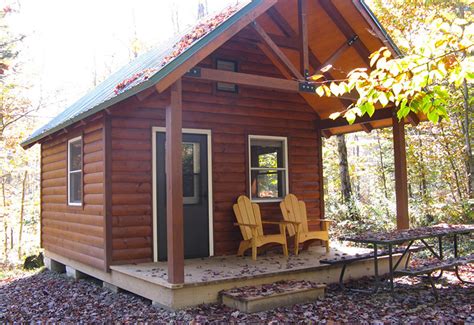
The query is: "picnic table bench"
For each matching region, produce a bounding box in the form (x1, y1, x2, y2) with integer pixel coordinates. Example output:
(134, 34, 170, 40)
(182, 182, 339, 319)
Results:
(320, 246, 423, 290)
(322, 224, 474, 300)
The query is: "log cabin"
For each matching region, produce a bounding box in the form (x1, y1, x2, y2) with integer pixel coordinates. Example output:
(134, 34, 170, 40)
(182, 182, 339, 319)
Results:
(22, 0, 419, 309)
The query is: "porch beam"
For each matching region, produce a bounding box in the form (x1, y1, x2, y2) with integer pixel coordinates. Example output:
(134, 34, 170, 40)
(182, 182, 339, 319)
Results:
(361, 122, 374, 133)
(263, 8, 356, 110)
(392, 116, 410, 229)
(267, 8, 296, 38)
(252, 21, 304, 80)
(188, 67, 298, 92)
(321, 129, 333, 138)
(314, 36, 359, 73)
(319, 0, 371, 65)
(166, 79, 185, 284)
(298, 0, 310, 76)
(320, 108, 394, 130)
(256, 42, 320, 118)
(186, 67, 355, 102)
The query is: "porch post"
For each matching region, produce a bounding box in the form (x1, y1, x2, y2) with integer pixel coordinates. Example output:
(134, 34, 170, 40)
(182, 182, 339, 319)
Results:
(392, 116, 409, 229)
(166, 79, 184, 284)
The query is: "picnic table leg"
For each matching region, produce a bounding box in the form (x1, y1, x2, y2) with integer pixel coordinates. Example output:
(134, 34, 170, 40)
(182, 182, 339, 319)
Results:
(453, 234, 458, 258)
(427, 273, 439, 302)
(339, 264, 347, 290)
(373, 244, 380, 292)
(432, 236, 444, 280)
(438, 236, 443, 259)
(453, 233, 474, 284)
(388, 243, 394, 293)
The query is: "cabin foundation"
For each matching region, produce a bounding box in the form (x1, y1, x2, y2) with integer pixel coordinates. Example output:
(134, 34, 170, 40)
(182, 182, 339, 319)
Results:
(65, 266, 88, 280)
(45, 247, 401, 310)
(102, 282, 120, 293)
(44, 256, 65, 273)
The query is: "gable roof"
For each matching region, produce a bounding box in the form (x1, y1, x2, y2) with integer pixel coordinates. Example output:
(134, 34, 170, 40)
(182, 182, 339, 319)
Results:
(21, 0, 270, 148)
(22, 0, 400, 148)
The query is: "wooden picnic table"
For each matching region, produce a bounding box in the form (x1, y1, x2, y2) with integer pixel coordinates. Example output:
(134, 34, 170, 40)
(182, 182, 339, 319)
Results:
(337, 224, 474, 299)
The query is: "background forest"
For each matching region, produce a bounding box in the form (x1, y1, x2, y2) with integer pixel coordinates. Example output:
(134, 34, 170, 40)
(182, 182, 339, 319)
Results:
(0, 0, 472, 264)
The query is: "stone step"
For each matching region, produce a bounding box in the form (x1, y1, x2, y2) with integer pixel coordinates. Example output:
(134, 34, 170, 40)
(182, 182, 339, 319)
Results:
(220, 280, 326, 313)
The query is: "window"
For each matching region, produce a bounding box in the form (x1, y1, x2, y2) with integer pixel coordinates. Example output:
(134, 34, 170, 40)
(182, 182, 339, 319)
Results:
(182, 142, 201, 204)
(216, 59, 238, 93)
(68, 137, 82, 206)
(249, 136, 288, 201)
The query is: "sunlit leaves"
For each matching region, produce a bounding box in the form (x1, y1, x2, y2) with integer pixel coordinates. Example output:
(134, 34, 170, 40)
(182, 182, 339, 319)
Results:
(312, 12, 473, 124)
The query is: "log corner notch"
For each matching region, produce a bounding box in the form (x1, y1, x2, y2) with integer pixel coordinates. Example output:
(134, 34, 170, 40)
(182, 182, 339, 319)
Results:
(166, 79, 185, 284)
(392, 115, 409, 230)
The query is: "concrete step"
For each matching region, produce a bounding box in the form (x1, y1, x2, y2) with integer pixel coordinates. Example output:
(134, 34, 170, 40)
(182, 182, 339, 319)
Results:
(220, 280, 326, 313)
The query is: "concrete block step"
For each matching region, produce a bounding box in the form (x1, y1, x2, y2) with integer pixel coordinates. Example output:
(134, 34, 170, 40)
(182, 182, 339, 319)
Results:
(220, 280, 326, 313)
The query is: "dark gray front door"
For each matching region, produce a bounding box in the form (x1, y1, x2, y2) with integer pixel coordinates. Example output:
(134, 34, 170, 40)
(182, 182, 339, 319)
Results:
(156, 132, 209, 261)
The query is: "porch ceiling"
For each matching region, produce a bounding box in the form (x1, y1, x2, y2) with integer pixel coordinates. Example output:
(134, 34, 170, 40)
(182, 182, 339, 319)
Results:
(250, 0, 424, 135)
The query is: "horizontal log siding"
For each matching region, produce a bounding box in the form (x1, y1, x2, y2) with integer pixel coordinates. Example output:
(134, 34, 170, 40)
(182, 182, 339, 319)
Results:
(109, 37, 322, 262)
(41, 120, 106, 270)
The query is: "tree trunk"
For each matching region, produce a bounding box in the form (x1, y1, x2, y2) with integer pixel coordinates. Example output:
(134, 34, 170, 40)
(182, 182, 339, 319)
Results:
(18, 171, 27, 259)
(336, 134, 358, 219)
(439, 126, 464, 201)
(376, 131, 389, 200)
(376, 130, 391, 219)
(337, 134, 352, 203)
(416, 130, 429, 204)
(1, 180, 8, 262)
(462, 80, 473, 199)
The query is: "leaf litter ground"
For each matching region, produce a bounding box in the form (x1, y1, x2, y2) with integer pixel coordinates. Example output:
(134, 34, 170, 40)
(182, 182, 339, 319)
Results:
(0, 266, 472, 323)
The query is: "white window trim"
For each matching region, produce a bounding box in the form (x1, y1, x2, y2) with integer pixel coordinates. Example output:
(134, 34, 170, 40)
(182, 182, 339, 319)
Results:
(248, 135, 289, 203)
(67, 136, 83, 206)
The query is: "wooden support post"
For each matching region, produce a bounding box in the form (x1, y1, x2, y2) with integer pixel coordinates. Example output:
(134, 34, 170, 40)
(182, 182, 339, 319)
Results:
(298, 0, 309, 76)
(392, 116, 409, 230)
(166, 79, 184, 284)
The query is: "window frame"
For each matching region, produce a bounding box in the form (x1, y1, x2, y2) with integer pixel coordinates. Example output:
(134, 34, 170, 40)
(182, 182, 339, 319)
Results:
(67, 136, 83, 206)
(215, 58, 239, 93)
(248, 135, 289, 203)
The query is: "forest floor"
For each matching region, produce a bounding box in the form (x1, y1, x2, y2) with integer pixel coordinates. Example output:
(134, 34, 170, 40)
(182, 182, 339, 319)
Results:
(1, 266, 473, 323)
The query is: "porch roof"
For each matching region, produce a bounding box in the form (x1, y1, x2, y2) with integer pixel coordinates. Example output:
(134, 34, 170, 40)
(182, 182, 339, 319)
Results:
(22, 0, 403, 149)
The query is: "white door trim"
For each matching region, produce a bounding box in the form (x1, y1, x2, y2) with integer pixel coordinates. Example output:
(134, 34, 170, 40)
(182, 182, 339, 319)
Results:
(151, 127, 214, 262)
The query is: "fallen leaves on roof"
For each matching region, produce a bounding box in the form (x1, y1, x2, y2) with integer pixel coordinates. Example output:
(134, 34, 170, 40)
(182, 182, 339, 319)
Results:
(114, 4, 241, 95)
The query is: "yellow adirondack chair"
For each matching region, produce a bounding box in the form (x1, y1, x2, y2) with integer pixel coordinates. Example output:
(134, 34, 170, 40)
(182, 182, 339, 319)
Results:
(280, 194, 332, 255)
(233, 195, 289, 260)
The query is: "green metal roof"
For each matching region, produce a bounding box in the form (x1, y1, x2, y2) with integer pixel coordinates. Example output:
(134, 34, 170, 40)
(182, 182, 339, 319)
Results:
(21, 0, 256, 148)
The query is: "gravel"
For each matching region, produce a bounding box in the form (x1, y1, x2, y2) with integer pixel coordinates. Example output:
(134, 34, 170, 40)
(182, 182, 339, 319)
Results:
(1, 266, 473, 323)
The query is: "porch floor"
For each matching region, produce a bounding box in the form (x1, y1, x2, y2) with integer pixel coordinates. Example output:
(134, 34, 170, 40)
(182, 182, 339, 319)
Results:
(111, 245, 371, 288)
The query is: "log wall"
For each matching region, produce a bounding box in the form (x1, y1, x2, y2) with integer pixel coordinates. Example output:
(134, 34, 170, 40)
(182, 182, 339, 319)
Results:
(109, 37, 322, 262)
(40, 119, 106, 270)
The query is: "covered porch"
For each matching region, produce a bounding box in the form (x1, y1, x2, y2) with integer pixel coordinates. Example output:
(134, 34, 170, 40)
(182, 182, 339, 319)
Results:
(108, 245, 394, 309)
